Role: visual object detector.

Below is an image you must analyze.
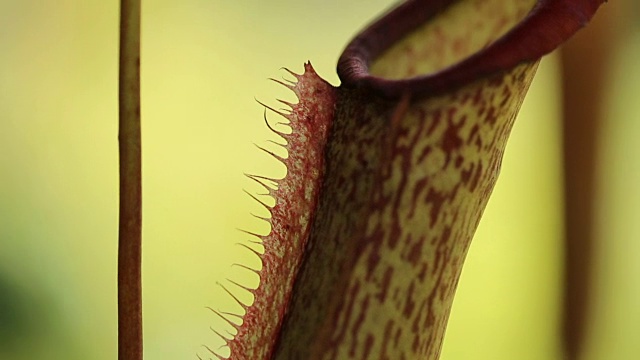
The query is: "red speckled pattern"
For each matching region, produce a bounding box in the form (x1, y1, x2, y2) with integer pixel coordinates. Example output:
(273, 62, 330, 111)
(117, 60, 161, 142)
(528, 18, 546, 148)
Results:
(272, 61, 539, 360)
(213, 0, 605, 358)
(215, 63, 337, 360)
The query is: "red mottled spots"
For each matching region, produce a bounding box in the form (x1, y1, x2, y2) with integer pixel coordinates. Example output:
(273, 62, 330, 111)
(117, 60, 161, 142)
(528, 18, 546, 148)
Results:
(220, 63, 337, 360)
(441, 118, 464, 153)
(376, 266, 394, 302)
(405, 235, 424, 266)
(427, 188, 447, 227)
(379, 321, 393, 356)
(426, 109, 441, 135)
(362, 334, 375, 360)
(218, 0, 604, 357)
(272, 61, 534, 360)
(403, 281, 417, 318)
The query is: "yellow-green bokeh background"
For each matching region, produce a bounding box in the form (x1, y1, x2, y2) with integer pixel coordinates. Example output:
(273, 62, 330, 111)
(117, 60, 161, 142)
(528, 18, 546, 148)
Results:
(0, 1, 638, 359)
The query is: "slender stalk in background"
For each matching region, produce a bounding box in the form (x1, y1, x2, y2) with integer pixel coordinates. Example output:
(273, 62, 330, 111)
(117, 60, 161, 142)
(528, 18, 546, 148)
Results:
(118, 1, 142, 360)
(561, 2, 623, 358)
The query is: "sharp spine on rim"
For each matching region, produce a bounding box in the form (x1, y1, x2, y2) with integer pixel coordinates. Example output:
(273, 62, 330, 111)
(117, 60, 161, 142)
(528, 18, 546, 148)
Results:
(242, 189, 273, 210)
(207, 307, 240, 329)
(231, 263, 261, 276)
(255, 99, 291, 119)
(262, 109, 288, 137)
(253, 143, 285, 162)
(207, 63, 336, 359)
(217, 282, 249, 312)
(202, 344, 225, 360)
(236, 242, 262, 258)
(249, 212, 271, 222)
(236, 228, 264, 239)
(211, 327, 234, 341)
(227, 278, 256, 294)
(268, 77, 295, 90)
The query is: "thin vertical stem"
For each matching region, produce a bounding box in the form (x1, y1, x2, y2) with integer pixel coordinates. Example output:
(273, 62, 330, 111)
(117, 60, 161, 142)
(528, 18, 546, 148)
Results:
(118, 1, 142, 360)
(560, 3, 621, 359)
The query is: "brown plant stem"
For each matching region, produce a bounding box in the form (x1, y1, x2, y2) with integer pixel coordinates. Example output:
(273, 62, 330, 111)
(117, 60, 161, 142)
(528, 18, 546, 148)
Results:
(118, 1, 142, 360)
(560, 2, 622, 359)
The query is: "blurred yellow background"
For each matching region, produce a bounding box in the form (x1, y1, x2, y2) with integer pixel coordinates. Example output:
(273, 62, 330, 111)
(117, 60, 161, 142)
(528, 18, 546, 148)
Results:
(0, 1, 638, 359)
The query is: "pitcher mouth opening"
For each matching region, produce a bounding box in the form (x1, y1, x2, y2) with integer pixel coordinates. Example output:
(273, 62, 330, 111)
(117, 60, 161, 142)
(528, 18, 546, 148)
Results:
(337, 0, 604, 99)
